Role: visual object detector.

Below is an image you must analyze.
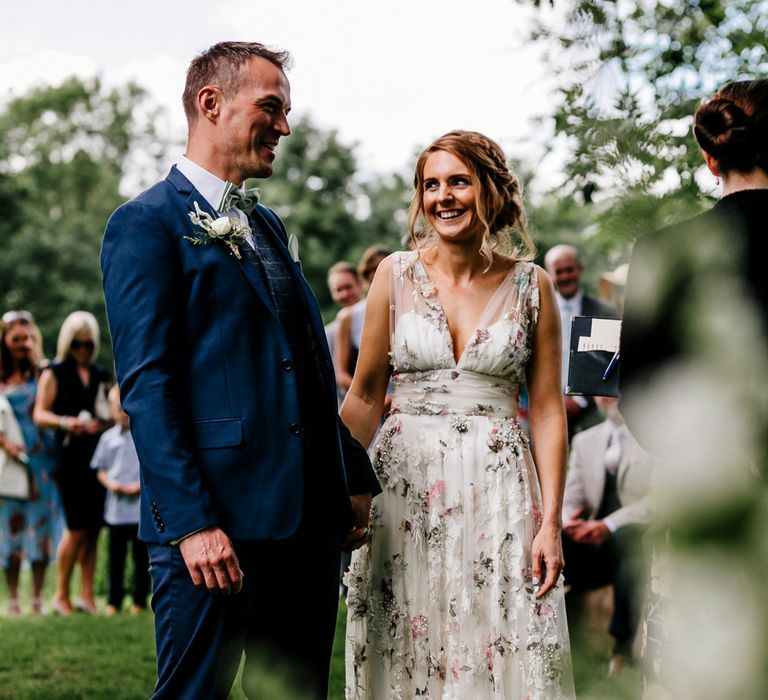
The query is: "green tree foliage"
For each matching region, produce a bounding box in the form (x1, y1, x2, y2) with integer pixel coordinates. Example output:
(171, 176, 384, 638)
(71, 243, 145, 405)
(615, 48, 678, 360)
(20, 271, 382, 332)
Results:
(0, 77, 165, 366)
(0, 81, 410, 346)
(524, 0, 768, 249)
(260, 116, 407, 319)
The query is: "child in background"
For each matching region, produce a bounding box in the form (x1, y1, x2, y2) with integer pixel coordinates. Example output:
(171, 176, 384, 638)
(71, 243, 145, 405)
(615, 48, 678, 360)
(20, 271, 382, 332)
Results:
(90, 386, 149, 615)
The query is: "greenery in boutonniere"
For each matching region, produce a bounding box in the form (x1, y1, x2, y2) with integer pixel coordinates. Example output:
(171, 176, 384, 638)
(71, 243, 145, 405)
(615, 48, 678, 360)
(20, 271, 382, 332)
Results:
(185, 202, 250, 260)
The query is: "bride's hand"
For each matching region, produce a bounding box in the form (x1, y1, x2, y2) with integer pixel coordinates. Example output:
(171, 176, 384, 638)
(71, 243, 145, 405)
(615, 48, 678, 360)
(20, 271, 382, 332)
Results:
(531, 524, 564, 598)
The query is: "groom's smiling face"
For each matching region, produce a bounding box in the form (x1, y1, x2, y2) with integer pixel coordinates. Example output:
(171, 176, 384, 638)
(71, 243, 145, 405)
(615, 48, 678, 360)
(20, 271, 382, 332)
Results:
(217, 56, 292, 182)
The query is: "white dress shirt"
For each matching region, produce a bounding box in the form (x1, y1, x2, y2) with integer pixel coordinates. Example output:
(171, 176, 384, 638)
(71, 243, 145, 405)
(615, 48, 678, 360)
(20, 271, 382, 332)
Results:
(555, 289, 585, 400)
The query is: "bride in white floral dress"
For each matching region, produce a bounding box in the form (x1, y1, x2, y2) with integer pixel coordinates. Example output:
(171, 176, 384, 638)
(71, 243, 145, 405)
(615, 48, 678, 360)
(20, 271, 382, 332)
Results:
(341, 131, 573, 699)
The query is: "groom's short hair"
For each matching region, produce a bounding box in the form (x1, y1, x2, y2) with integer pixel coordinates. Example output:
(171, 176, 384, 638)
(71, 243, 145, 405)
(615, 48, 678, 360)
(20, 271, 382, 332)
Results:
(183, 41, 292, 124)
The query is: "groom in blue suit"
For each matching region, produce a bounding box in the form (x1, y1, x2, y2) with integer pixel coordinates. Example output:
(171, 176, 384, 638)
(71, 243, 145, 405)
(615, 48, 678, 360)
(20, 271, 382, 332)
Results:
(101, 42, 379, 699)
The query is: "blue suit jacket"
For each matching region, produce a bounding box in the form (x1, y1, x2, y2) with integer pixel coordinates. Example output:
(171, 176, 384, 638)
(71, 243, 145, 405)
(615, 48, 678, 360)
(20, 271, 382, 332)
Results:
(101, 167, 379, 544)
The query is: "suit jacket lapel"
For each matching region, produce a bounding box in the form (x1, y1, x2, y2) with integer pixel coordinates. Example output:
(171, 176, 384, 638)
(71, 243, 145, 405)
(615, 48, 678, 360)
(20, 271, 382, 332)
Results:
(166, 172, 329, 360)
(166, 168, 281, 318)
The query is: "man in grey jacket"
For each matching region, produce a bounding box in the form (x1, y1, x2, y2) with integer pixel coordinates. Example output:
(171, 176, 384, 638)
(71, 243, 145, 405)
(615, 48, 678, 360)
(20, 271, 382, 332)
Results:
(561, 396, 651, 673)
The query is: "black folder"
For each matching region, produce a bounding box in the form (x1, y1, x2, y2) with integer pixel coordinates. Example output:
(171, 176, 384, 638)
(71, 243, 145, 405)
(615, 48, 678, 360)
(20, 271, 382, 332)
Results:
(566, 316, 621, 398)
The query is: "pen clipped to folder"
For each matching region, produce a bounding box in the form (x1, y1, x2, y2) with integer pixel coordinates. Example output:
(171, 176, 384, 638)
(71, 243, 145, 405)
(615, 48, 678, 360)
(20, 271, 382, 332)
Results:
(602, 351, 620, 381)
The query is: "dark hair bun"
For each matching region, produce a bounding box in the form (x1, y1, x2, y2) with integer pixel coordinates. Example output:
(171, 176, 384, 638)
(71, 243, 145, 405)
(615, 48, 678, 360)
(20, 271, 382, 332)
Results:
(694, 98, 754, 170)
(694, 79, 768, 174)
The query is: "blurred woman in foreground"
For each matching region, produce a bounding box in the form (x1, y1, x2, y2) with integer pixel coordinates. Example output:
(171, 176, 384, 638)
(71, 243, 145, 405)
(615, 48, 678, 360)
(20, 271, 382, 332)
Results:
(621, 80, 768, 699)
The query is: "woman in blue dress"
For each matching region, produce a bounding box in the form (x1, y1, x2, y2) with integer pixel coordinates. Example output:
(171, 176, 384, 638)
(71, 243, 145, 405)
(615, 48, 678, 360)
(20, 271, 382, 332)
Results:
(0, 311, 60, 615)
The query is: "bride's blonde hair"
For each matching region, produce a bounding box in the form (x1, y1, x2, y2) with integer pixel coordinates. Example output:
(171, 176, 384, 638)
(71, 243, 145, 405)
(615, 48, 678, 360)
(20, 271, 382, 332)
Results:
(408, 130, 535, 268)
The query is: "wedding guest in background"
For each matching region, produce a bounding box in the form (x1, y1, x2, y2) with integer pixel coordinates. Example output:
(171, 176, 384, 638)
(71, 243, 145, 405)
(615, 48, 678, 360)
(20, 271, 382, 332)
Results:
(0, 310, 59, 615)
(621, 79, 768, 698)
(325, 261, 363, 406)
(544, 244, 617, 439)
(335, 245, 392, 394)
(324, 262, 366, 593)
(598, 263, 629, 315)
(358, 245, 391, 294)
(91, 385, 148, 616)
(561, 396, 651, 675)
(34, 311, 111, 615)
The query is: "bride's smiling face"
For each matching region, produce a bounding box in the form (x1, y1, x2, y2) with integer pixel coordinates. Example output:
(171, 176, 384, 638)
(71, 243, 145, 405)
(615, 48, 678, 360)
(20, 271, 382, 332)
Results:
(422, 150, 481, 242)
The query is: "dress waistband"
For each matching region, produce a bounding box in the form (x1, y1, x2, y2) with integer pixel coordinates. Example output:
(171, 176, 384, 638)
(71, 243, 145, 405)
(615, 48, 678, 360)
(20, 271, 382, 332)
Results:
(390, 369, 519, 418)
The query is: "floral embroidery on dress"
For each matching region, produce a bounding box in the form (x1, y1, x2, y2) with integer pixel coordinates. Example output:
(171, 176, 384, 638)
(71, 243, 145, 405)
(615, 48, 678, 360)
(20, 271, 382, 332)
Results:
(346, 251, 573, 699)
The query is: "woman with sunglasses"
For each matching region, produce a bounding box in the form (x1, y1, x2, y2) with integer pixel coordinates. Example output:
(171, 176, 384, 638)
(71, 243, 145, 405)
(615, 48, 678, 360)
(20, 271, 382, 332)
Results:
(0, 311, 59, 614)
(34, 311, 111, 615)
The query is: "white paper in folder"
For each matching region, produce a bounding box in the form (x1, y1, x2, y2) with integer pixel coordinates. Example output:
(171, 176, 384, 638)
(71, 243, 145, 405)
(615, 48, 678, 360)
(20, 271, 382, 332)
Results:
(576, 318, 621, 353)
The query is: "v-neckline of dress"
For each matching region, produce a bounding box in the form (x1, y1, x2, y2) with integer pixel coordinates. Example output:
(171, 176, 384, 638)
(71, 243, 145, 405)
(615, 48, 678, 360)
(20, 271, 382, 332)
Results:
(414, 258, 518, 366)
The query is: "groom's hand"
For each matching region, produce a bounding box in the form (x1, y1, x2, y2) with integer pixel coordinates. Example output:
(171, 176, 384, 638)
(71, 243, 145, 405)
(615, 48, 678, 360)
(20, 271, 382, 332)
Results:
(179, 526, 244, 595)
(342, 492, 372, 552)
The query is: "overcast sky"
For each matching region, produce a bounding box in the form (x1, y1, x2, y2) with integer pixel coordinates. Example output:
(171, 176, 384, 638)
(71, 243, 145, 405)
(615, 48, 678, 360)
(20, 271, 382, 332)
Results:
(2, 0, 564, 189)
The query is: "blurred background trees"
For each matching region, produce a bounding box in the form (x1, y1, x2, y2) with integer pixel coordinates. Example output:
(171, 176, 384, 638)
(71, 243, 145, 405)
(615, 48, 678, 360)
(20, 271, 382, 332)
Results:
(522, 0, 768, 255)
(0, 86, 408, 366)
(4, 1, 766, 365)
(260, 115, 407, 315)
(0, 77, 165, 365)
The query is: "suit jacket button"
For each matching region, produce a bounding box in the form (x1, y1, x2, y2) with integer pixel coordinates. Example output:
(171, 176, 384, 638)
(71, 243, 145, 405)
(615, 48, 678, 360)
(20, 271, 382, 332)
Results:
(282, 358, 293, 371)
(289, 422, 302, 436)
(157, 523, 165, 533)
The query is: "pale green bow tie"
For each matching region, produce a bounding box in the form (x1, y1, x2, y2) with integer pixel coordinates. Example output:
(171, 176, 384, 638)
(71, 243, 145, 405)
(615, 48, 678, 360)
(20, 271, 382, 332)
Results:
(219, 179, 261, 215)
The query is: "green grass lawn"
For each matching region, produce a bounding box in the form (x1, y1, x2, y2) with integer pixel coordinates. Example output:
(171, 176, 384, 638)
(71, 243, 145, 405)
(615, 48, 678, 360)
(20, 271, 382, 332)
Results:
(0, 611, 156, 698)
(0, 536, 347, 700)
(0, 541, 639, 698)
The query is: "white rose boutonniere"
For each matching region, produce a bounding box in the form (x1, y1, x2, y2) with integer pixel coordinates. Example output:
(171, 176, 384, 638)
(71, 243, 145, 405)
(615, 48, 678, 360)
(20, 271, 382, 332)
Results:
(185, 202, 250, 259)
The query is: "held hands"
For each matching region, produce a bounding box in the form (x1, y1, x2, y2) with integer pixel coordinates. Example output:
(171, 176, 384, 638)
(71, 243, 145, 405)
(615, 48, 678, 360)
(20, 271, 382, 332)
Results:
(531, 523, 564, 599)
(61, 417, 101, 436)
(110, 481, 140, 496)
(179, 526, 244, 596)
(84, 419, 103, 435)
(563, 506, 611, 546)
(342, 492, 372, 553)
(0, 439, 26, 462)
(562, 505, 586, 538)
(62, 417, 86, 436)
(570, 519, 610, 547)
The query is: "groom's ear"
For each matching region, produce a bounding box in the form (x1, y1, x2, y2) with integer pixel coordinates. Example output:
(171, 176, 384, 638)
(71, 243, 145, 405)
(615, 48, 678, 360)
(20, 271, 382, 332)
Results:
(197, 86, 222, 124)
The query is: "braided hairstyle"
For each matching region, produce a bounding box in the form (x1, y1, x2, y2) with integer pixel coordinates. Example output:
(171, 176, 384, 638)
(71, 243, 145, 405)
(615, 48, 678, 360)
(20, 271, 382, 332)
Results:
(408, 130, 535, 268)
(694, 79, 768, 175)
